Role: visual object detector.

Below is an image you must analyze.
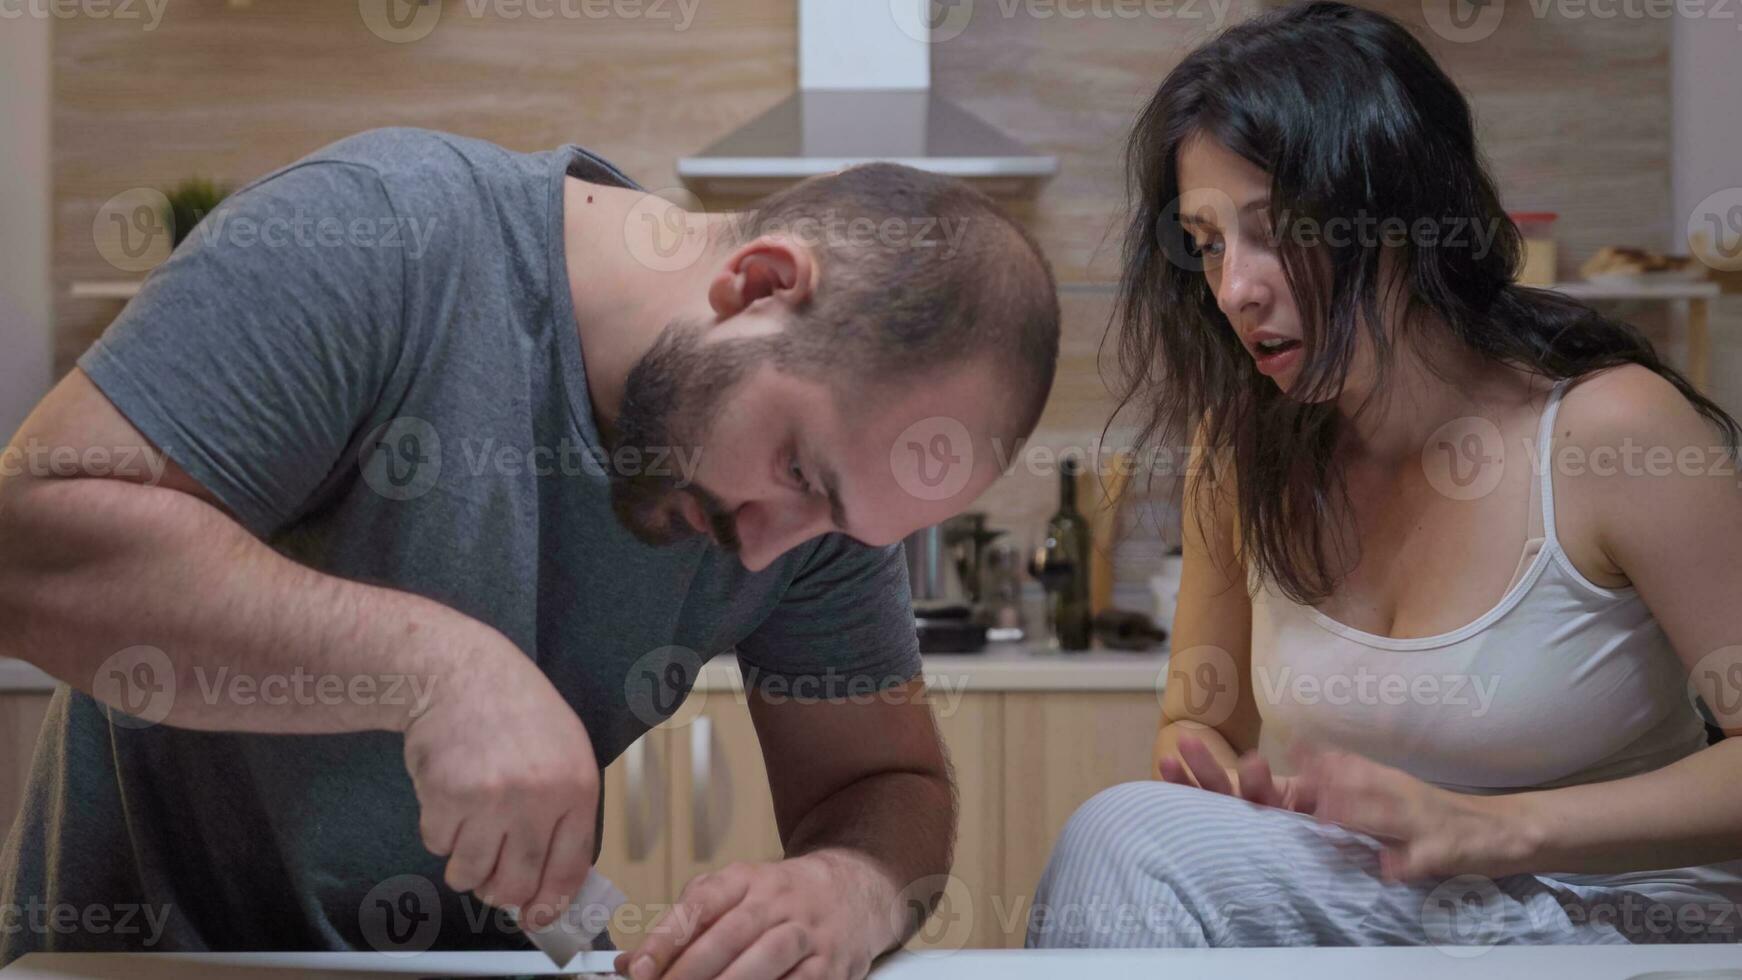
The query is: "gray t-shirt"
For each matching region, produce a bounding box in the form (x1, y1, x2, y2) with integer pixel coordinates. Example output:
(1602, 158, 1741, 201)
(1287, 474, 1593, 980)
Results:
(0, 128, 920, 963)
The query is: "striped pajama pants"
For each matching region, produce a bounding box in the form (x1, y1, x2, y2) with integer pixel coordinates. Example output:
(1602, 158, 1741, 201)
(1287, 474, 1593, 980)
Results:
(1027, 781, 1741, 948)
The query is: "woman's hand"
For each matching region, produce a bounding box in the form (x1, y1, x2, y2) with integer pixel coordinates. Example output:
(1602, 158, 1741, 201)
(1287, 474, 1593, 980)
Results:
(1159, 733, 1318, 814)
(1289, 744, 1543, 881)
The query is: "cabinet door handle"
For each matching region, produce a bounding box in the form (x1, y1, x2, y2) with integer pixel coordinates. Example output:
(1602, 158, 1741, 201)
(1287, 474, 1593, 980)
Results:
(690, 716, 732, 862)
(624, 735, 664, 862)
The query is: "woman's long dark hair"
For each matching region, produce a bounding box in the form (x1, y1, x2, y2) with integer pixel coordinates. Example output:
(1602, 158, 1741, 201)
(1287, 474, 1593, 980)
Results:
(1116, 0, 1739, 603)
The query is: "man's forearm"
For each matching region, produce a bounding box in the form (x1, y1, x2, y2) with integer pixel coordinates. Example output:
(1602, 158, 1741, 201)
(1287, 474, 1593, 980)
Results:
(783, 768, 956, 950)
(0, 477, 505, 734)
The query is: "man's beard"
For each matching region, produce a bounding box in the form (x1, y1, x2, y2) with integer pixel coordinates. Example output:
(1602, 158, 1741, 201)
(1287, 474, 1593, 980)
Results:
(606, 318, 767, 551)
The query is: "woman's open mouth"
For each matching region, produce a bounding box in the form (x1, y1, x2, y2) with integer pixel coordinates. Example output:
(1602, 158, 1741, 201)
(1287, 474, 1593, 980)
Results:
(1251, 336, 1302, 377)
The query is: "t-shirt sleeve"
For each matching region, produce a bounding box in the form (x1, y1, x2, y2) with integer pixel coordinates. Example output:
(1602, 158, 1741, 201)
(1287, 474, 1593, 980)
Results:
(734, 534, 923, 698)
(78, 160, 410, 537)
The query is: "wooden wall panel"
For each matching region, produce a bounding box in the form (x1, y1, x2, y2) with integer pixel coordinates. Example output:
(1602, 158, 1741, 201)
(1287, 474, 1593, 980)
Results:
(53, 1, 1699, 597)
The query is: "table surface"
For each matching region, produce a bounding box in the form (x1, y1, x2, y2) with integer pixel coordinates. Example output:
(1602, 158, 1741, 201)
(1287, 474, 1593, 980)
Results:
(4, 946, 1741, 979)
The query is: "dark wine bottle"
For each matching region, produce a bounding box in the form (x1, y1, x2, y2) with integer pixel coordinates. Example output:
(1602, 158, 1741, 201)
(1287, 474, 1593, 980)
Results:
(1040, 455, 1092, 650)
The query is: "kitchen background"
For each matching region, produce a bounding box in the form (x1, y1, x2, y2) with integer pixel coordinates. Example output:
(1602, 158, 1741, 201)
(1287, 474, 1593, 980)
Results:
(1, 0, 1740, 953)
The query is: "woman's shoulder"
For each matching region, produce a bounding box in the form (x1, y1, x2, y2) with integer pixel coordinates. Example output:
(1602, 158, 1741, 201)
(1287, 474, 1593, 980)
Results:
(1556, 364, 1716, 451)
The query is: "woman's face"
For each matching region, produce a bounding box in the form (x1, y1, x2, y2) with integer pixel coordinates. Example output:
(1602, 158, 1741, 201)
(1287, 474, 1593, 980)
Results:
(1175, 133, 1376, 403)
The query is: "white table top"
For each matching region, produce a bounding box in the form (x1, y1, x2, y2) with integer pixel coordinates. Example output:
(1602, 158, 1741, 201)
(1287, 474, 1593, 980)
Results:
(0, 645, 1172, 695)
(4, 946, 1740, 979)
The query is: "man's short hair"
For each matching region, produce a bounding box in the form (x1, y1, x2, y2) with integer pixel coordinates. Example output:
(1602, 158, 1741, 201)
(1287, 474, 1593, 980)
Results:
(729, 163, 1060, 441)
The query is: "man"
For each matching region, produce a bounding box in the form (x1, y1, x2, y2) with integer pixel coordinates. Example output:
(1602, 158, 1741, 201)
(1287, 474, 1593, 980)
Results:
(0, 128, 1059, 978)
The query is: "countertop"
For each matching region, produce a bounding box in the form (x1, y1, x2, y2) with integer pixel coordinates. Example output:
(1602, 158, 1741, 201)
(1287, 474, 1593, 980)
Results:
(0, 643, 1168, 695)
(5, 946, 1740, 979)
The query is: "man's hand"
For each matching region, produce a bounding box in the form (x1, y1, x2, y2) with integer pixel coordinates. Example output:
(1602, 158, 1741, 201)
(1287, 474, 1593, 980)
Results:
(401, 631, 601, 929)
(613, 849, 898, 980)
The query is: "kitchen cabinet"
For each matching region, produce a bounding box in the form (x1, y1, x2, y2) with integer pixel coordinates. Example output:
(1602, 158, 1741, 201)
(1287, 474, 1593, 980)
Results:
(595, 669, 1163, 952)
(0, 692, 53, 842)
(998, 692, 1160, 943)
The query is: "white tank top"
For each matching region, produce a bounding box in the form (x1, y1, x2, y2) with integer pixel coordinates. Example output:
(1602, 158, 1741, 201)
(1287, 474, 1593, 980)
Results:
(1251, 378, 1709, 795)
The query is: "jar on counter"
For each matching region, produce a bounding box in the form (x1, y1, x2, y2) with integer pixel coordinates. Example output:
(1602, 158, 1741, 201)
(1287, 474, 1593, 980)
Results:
(1510, 211, 1559, 286)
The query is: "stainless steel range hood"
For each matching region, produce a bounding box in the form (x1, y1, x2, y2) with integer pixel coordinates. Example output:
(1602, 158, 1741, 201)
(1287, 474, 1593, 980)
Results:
(677, 1, 1058, 198)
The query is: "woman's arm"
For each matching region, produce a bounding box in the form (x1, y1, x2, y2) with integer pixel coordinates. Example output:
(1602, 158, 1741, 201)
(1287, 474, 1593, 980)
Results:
(1296, 367, 1742, 879)
(1154, 432, 1260, 777)
(1501, 366, 1742, 873)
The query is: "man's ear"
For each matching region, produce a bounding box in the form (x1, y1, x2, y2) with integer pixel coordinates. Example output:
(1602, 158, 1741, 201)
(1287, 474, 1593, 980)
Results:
(708, 235, 817, 318)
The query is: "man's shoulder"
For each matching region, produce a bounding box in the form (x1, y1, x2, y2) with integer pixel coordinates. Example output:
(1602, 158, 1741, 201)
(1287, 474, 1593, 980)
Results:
(303, 127, 518, 176)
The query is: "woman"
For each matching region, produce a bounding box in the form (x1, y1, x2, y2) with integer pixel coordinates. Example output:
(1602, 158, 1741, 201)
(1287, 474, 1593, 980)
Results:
(1030, 1, 1742, 948)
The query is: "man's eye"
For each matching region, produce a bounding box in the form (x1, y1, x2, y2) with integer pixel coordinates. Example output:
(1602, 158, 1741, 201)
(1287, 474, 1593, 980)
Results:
(788, 457, 809, 490)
